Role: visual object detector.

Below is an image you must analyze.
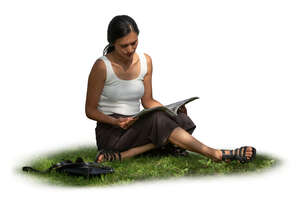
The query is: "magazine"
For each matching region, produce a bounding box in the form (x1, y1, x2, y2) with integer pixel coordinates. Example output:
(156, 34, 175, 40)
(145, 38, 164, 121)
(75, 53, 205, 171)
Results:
(133, 97, 199, 118)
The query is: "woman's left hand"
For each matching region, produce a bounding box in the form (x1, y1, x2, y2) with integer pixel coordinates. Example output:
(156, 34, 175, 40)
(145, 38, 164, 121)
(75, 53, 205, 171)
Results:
(119, 117, 139, 129)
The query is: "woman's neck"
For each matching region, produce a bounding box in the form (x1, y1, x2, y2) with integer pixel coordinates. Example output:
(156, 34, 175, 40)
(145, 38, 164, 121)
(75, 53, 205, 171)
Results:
(110, 51, 134, 70)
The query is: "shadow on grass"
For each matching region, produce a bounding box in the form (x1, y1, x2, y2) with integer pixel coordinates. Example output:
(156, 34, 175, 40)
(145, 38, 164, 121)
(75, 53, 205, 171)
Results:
(18, 145, 280, 187)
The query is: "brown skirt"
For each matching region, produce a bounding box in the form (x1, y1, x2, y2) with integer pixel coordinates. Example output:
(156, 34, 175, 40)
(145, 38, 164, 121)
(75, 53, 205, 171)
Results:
(95, 110, 196, 152)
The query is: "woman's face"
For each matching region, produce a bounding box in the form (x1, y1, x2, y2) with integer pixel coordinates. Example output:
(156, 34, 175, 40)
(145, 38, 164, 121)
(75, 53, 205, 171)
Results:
(113, 31, 138, 60)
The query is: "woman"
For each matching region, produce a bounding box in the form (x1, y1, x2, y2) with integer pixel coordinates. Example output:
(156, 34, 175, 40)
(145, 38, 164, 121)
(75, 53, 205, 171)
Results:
(85, 15, 256, 163)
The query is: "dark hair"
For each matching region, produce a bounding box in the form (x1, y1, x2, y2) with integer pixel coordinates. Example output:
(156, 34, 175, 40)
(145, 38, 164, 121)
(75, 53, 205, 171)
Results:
(103, 15, 140, 55)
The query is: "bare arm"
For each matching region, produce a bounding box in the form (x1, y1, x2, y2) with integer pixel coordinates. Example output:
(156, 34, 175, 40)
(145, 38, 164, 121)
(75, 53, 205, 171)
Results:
(85, 59, 119, 125)
(141, 53, 164, 109)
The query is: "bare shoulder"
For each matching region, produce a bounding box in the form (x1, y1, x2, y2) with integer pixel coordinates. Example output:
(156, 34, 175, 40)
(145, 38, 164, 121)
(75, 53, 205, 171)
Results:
(143, 53, 153, 74)
(89, 58, 106, 81)
(93, 59, 106, 73)
(143, 53, 152, 64)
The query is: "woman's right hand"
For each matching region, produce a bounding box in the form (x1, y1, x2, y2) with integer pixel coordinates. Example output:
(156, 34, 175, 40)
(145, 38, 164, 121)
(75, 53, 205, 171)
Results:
(115, 117, 138, 129)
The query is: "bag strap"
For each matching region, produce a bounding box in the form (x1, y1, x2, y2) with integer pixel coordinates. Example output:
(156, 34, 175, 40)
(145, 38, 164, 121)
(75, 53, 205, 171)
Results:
(22, 159, 79, 174)
(22, 157, 114, 176)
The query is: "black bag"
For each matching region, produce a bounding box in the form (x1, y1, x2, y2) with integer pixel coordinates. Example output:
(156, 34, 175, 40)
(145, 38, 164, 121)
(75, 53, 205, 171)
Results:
(22, 157, 114, 178)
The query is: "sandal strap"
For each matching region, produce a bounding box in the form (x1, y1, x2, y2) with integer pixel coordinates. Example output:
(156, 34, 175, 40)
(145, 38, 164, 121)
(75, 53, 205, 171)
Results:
(103, 150, 109, 161)
(112, 151, 117, 161)
(221, 149, 234, 161)
(117, 151, 122, 162)
(107, 150, 116, 162)
(239, 146, 247, 163)
(251, 147, 256, 160)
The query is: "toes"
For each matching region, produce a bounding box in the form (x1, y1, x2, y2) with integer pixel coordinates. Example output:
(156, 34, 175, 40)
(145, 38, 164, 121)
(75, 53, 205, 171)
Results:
(246, 152, 252, 159)
(97, 154, 104, 163)
(247, 146, 253, 152)
(245, 146, 255, 159)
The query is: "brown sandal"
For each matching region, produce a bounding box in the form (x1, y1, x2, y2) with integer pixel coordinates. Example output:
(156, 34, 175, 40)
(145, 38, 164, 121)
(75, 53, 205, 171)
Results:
(221, 146, 256, 164)
(95, 149, 122, 163)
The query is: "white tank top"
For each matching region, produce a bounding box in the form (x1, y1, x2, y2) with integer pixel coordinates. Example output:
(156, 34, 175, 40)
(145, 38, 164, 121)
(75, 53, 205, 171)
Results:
(97, 52, 147, 115)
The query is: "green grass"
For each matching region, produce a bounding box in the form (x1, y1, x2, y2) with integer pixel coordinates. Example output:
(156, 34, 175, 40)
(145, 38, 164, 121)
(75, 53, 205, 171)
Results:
(19, 145, 278, 187)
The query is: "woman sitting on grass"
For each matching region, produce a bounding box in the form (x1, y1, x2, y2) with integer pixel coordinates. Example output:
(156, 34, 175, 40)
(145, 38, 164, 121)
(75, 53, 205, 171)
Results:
(85, 15, 256, 164)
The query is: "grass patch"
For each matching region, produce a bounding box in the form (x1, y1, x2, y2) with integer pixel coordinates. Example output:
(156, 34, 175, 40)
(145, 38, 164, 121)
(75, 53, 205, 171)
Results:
(18, 145, 278, 187)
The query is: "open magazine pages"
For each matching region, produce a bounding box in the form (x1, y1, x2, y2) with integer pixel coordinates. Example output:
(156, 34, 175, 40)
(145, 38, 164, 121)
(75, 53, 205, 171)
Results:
(133, 96, 199, 118)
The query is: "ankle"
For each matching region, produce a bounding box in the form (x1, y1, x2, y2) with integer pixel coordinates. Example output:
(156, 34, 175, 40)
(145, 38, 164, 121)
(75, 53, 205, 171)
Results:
(120, 151, 127, 159)
(214, 150, 223, 161)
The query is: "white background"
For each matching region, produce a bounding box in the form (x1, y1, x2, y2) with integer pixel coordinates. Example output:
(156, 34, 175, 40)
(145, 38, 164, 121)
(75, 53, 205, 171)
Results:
(1, 0, 299, 197)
